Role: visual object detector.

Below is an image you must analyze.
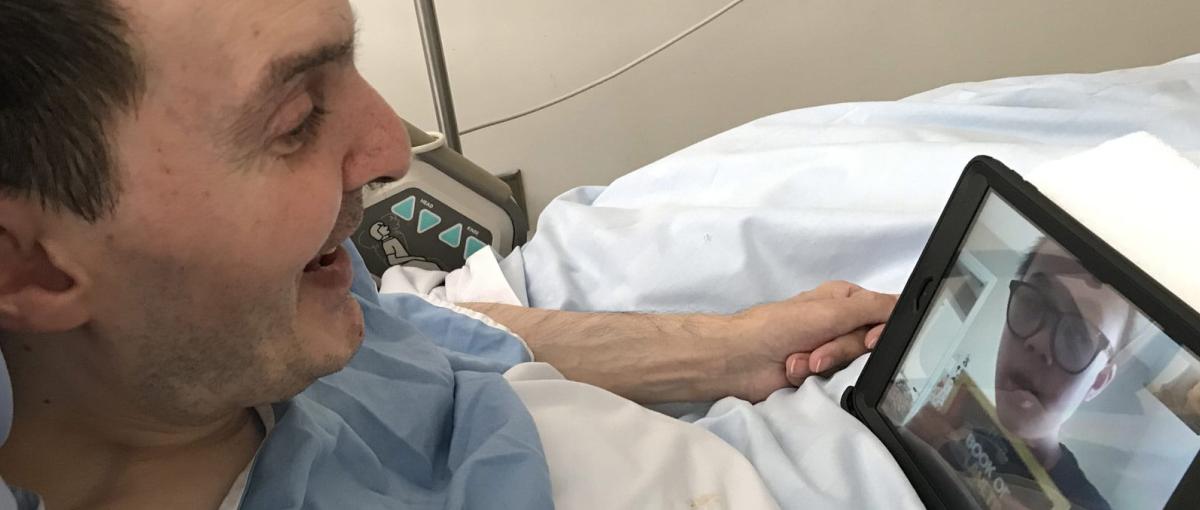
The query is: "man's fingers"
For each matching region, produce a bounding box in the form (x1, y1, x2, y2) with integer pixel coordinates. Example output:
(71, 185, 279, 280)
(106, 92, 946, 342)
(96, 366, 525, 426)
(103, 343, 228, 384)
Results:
(789, 280, 862, 303)
(809, 328, 870, 375)
(809, 290, 898, 339)
(865, 323, 887, 350)
(786, 325, 876, 387)
(785, 352, 813, 387)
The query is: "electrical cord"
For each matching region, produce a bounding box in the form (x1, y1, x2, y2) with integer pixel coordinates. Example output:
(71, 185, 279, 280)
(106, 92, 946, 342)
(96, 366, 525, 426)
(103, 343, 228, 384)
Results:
(459, 0, 746, 135)
(412, 130, 447, 154)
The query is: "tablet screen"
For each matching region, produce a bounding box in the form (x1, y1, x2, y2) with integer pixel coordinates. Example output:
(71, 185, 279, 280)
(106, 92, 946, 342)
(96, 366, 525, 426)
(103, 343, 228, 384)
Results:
(880, 191, 1200, 510)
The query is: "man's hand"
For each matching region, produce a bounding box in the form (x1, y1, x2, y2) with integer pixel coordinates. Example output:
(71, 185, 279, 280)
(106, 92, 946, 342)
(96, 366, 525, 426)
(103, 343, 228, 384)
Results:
(463, 281, 896, 404)
(723, 281, 897, 402)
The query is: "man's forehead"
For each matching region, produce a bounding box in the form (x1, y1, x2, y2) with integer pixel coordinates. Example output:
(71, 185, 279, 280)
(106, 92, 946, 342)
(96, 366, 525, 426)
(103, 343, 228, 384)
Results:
(122, 0, 355, 100)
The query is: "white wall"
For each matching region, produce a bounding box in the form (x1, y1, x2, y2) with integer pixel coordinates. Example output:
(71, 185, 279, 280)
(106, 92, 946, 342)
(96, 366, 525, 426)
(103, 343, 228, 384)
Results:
(351, 0, 1200, 221)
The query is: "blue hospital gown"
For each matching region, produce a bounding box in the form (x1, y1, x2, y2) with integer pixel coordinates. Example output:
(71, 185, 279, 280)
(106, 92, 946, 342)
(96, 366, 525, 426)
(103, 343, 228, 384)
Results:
(3, 244, 554, 509)
(0, 237, 839, 509)
(229, 243, 555, 509)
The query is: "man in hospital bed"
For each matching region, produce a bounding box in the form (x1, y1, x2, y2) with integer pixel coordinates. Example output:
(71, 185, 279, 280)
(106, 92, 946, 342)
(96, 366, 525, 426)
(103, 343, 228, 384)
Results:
(0, 0, 896, 508)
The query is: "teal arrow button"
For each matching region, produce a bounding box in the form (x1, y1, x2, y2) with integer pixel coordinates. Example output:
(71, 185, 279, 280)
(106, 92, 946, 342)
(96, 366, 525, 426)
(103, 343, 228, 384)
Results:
(438, 224, 463, 248)
(417, 209, 441, 234)
(464, 236, 488, 259)
(391, 196, 416, 221)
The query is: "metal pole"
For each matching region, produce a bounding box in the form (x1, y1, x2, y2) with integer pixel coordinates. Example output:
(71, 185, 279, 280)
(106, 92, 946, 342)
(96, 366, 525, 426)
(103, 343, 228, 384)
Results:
(413, 0, 462, 153)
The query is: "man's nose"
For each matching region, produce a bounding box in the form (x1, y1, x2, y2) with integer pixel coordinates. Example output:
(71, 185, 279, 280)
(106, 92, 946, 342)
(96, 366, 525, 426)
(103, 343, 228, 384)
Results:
(341, 76, 412, 191)
(1023, 323, 1056, 367)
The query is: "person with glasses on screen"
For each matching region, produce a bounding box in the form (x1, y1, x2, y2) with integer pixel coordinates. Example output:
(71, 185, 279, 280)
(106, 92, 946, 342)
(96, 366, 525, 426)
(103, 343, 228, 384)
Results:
(987, 237, 1140, 510)
(909, 237, 1138, 510)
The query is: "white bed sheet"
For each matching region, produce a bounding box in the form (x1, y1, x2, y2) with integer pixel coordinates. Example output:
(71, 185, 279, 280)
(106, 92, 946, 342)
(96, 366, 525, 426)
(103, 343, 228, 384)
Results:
(511, 54, 1200, 508)
(521, 53, 1200, 313)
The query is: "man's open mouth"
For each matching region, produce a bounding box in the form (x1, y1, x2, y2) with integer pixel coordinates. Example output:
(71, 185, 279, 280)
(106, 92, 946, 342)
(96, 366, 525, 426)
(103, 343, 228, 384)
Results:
(299, 241, 353, 292)
(303, 192, 364, 278)
(1007, 370, 1042, 402)
(303, 191, 366, 275)
(304, 245, 341, 273)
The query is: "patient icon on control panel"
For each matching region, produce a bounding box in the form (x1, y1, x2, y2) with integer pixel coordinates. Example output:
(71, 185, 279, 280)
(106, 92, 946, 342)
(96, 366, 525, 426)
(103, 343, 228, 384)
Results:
(368, 221, 440, 271)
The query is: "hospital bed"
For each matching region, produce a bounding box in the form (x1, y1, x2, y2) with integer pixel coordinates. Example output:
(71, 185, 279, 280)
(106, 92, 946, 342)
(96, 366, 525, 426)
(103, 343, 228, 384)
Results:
(374, 52, 1200, 509)
(352, 121, 528, 277)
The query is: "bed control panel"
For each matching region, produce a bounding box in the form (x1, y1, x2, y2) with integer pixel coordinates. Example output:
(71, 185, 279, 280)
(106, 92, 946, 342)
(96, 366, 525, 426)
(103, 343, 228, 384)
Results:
(353, 187, 494, 276)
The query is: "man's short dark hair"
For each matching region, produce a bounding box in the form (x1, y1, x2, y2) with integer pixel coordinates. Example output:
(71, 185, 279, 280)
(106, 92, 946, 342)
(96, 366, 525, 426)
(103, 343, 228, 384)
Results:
(1015, 237, 1046, 280)
(1015, 236, 1142, 350)
(0, 0, 144, 222)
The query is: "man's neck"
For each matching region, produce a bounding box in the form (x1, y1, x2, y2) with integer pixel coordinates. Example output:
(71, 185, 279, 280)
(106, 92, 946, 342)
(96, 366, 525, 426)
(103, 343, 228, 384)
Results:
(0, 341, 265, 510)
(0, 404, 263, 510)
(1022, 432, 1065, 471)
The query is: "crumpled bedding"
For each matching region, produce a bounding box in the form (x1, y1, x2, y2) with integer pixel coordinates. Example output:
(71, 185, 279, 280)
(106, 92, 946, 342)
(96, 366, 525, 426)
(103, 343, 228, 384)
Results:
(509, 54, 1200, 508)
(381, 54, 1200, 509)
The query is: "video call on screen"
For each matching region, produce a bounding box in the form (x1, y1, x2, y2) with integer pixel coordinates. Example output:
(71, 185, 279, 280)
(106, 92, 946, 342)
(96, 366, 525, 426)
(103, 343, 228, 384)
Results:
(881, 193, 1200, 510)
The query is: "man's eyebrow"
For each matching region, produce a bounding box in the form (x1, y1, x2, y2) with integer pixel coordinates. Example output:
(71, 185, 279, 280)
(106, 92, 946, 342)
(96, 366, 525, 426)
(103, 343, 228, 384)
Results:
(222, 29, 357, 162)
(255, 35, 356, 102)
(1033, 271, 1104, 323)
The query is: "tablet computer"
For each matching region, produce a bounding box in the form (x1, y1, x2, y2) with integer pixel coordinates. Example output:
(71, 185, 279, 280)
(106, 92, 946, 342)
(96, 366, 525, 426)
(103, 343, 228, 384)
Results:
(842, 156, 1200, 509)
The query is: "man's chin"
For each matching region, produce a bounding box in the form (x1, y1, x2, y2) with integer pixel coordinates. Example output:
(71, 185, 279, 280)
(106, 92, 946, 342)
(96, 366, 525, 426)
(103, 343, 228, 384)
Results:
(996, 390, 1047, 436)
(301, 297, 366, 379)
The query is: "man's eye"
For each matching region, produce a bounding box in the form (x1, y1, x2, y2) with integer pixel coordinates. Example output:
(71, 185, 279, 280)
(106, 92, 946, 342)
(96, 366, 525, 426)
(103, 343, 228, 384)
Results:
(279, 105, 328, 152)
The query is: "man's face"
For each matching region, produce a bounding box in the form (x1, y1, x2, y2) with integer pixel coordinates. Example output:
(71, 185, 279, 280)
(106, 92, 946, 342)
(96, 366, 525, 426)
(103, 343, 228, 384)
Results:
(994, 242, 1132, 440)
(57, 0, 410, 423)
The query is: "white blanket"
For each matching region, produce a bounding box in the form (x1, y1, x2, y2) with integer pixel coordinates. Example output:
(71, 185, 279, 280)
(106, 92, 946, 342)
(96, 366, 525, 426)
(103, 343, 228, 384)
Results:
(505, 363, 782, 510)
(686, 133, 1200, 509)
(520, 54, 1200, 314)
(385, 54, 1200, 508)
(508, 55, 1200, 508)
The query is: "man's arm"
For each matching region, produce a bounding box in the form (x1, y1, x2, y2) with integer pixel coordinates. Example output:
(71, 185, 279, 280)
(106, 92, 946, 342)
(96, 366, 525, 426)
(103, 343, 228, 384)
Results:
(460, 304, 742, 403)
(462, 281, 895, 403)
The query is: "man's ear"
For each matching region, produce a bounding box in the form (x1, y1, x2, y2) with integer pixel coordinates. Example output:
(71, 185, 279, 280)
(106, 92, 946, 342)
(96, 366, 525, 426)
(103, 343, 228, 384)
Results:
(0, 201, 90, 333)
(1084, 362, 1117, 402)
